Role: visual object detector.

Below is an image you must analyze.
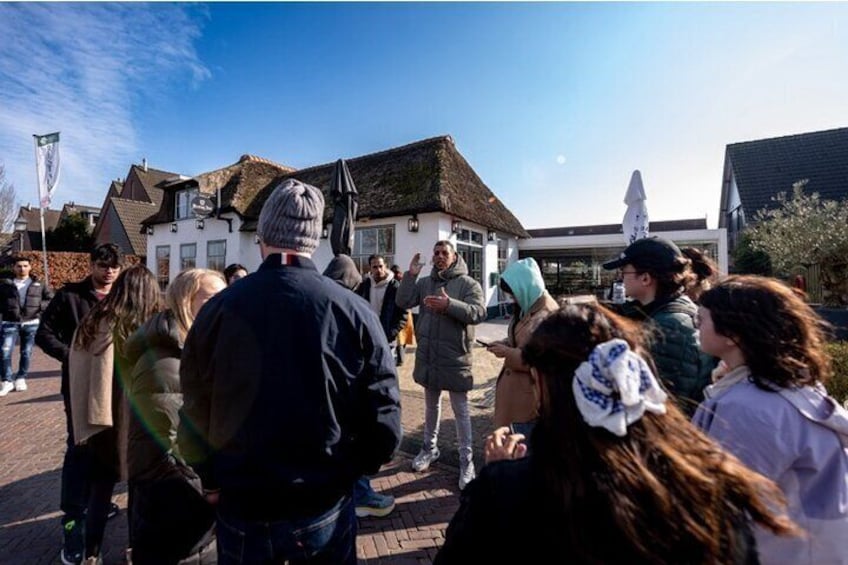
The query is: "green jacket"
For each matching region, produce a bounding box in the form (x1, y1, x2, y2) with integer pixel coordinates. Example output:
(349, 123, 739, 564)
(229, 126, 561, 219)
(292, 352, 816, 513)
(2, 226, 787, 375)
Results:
(396, 255, 486, 392)
(622, 294, 716, 415)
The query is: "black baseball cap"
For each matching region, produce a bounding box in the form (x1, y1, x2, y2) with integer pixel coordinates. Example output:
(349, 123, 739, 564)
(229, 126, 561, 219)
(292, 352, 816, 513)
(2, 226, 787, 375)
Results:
(602, 237, 684, 272)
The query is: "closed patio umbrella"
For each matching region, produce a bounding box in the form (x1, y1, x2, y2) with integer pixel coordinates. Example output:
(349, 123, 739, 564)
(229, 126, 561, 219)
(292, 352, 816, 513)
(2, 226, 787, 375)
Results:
(622, 169, 649, 244)
(330, 158, 359, 256)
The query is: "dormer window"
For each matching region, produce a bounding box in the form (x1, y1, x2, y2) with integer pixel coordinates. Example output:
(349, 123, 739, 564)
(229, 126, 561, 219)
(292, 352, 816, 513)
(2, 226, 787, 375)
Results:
(175, 187, 199, 220)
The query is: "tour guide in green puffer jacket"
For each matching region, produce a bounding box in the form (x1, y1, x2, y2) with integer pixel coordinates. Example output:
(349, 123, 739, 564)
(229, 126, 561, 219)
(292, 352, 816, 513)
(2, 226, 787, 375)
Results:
(396, 240, 486, 490)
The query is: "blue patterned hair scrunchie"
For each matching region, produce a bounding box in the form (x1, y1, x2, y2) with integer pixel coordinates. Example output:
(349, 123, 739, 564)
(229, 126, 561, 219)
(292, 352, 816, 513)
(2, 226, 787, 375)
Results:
(572, 338, 667, 436)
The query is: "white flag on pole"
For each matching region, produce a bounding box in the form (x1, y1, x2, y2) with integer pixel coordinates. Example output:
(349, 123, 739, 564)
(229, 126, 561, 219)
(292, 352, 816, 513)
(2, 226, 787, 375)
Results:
(34, 132, 60, 208)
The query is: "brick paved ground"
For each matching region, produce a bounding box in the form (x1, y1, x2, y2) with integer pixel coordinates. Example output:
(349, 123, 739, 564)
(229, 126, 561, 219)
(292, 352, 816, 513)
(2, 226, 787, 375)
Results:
(0, 321, 508, 564)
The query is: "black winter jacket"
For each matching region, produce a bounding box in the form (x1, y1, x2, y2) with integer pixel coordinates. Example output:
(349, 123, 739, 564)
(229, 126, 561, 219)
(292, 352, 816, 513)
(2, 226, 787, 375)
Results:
(35, 277, 101, 397)
(178, 253, 402, 521)
(0, 276, 53, 322)
(356, 276, 407, 343)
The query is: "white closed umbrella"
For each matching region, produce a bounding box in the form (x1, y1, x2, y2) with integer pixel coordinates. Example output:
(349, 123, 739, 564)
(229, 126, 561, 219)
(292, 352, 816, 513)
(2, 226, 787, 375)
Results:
(622, 170, 649, 244)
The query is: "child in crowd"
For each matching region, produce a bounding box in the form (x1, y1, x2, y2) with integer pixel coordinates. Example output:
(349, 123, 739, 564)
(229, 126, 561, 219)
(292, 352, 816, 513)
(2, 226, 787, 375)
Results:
(694, 275, 848, 564)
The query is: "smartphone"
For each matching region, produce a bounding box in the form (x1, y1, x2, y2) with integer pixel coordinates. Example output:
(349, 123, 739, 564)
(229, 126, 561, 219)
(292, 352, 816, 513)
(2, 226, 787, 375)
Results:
(509, 421, 536, 438)
(476, 339, 490, 347)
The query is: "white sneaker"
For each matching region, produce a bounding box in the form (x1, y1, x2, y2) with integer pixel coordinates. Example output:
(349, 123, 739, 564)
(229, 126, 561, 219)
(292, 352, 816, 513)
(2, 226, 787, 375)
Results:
(458, 460, 476, 490)
(411, 448, 440, 472)
(0, 381, 13, 397)
(14, 378, 26, 392)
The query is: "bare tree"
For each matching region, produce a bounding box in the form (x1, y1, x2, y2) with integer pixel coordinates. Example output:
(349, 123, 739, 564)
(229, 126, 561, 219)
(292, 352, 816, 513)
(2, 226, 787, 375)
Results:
(0, 163, 18, 233)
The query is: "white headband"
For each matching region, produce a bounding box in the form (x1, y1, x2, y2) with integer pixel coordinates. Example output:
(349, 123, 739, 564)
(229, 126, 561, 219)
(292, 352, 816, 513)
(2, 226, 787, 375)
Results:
(572, 339, 667, 437)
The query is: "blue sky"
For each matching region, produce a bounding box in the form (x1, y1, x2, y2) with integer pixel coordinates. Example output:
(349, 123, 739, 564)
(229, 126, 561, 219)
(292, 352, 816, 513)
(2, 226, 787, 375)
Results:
(1, 2, 846, 229)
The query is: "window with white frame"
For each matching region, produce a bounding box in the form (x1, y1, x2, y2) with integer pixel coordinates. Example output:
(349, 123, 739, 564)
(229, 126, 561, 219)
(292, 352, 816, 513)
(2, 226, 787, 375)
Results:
(497, 238, 509, 301)
(352, 225, 395, 273)
(456, 228, 483, 286)
(156, 246, 170, 291)
(180, 243, 196, 270)
(207, 240, 226, 272)
(175, 187, 199, 220)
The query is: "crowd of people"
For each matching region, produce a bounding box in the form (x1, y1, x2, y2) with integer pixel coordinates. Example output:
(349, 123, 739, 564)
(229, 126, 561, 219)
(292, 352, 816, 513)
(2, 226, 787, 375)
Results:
(5, 175, 848, 564)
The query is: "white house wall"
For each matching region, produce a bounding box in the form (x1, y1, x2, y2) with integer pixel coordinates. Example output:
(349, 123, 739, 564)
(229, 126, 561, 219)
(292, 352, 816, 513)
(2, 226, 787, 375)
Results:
(147, 211, 519, 309)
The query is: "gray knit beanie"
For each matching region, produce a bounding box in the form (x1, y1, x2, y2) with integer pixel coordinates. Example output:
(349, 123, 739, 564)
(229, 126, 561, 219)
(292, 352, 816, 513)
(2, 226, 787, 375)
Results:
(257, 179, 324, 253)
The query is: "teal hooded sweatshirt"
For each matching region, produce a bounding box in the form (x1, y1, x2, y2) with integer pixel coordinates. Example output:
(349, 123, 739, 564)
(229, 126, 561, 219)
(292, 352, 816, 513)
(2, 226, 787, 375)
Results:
(500, 258, 546, 317)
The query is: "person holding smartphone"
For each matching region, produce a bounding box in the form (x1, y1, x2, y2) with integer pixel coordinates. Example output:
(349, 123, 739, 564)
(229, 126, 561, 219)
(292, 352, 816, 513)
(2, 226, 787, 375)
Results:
(487, 258, 558, 429)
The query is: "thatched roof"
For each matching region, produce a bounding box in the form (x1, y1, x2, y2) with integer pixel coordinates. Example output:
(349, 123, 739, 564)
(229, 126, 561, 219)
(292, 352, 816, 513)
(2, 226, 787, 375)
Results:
(247, 136, 528, 237)
(141, 155, 293, 225)
(142, 136, 528, 238)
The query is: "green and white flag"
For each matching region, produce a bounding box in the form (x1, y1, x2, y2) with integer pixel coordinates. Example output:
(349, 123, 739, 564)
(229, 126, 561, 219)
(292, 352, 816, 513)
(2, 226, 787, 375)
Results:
(34, 132, 60, 208)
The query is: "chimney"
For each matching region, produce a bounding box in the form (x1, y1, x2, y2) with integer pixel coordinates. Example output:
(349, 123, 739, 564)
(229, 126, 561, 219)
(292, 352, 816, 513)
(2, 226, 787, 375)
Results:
(142, 158, 148, 172)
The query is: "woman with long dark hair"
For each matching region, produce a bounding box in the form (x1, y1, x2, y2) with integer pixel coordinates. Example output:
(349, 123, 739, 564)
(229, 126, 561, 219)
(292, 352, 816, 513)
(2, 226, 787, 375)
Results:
(68, 264, 161, 562)
(436, 303, 796, 564)
(695, 275, 848, 563)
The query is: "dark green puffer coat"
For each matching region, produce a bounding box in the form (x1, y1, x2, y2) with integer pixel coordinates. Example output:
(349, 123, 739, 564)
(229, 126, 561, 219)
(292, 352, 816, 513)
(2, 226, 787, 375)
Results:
(622, 294, 716, 416)
(396, 255, 486, 392)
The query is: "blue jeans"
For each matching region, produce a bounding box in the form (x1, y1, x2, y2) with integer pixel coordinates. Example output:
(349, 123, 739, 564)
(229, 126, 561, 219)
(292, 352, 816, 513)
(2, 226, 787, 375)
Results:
(216, 495, 356, 564)
(1, 322, 38, 382)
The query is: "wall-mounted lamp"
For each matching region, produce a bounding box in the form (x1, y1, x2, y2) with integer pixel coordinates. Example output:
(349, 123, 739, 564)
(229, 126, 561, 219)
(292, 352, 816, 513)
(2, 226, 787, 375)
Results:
(408, 215, 419, 233)
(487, 230, 496, 242)
(451, 219, 462, 234)
(145, 225, 154, 236)
(13, 218, 27, 252)
(195, 218, 205, 230)
(170, 223, 178, 233)
(254, 234, 261, 244)
(321, 225, 329, 239)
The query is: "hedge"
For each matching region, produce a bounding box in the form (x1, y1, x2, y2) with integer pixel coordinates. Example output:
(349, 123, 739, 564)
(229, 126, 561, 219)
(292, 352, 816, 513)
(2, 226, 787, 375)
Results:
(827, 341, 848, 405)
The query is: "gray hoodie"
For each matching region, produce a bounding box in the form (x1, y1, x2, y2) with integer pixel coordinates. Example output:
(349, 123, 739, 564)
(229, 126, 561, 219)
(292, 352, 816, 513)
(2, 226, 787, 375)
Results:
(693, 365, 848, 564)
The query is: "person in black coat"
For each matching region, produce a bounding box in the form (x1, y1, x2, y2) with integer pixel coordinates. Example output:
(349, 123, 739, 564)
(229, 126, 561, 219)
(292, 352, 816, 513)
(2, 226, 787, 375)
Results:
(35, 243, 123, 565)
(0, 256, 53, 396)
(178, 179, 401, 564)
(356, 254, 406, 349)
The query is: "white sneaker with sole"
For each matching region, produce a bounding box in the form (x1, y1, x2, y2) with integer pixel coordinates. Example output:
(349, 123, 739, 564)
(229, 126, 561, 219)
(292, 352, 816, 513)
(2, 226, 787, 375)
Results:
(458, 460, 476, 490)
(411, 448, 440, 472)
(14, 378, 26, 391)
(0, 381, 13, 397)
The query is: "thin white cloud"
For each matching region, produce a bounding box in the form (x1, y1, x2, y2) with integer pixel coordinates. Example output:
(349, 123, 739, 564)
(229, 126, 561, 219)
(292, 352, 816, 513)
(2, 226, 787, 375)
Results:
(0, 3, 209, 210)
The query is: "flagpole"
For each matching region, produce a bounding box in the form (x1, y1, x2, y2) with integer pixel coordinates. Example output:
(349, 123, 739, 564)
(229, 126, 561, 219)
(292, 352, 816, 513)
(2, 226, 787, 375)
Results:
(32, 135, 51, 289)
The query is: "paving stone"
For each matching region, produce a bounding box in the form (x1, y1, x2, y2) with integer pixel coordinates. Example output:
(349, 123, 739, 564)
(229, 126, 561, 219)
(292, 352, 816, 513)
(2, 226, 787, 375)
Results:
(0, 320, 508, 563)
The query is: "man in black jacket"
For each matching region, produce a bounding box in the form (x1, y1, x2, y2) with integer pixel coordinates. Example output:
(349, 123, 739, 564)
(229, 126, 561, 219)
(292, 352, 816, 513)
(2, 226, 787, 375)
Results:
(357, 254, 407, 361)
(0, 256, 53, 396)
(36, 244, 122, 565)
(179, 179, 401, 564)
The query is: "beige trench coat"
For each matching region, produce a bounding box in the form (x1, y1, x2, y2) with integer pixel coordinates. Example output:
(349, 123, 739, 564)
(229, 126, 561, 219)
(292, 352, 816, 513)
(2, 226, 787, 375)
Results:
(493, 292, 559, 428)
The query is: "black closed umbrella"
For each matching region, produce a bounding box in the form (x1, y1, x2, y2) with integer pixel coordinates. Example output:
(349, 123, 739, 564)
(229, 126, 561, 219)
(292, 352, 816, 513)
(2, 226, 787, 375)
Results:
(330, 158, 359, 256)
